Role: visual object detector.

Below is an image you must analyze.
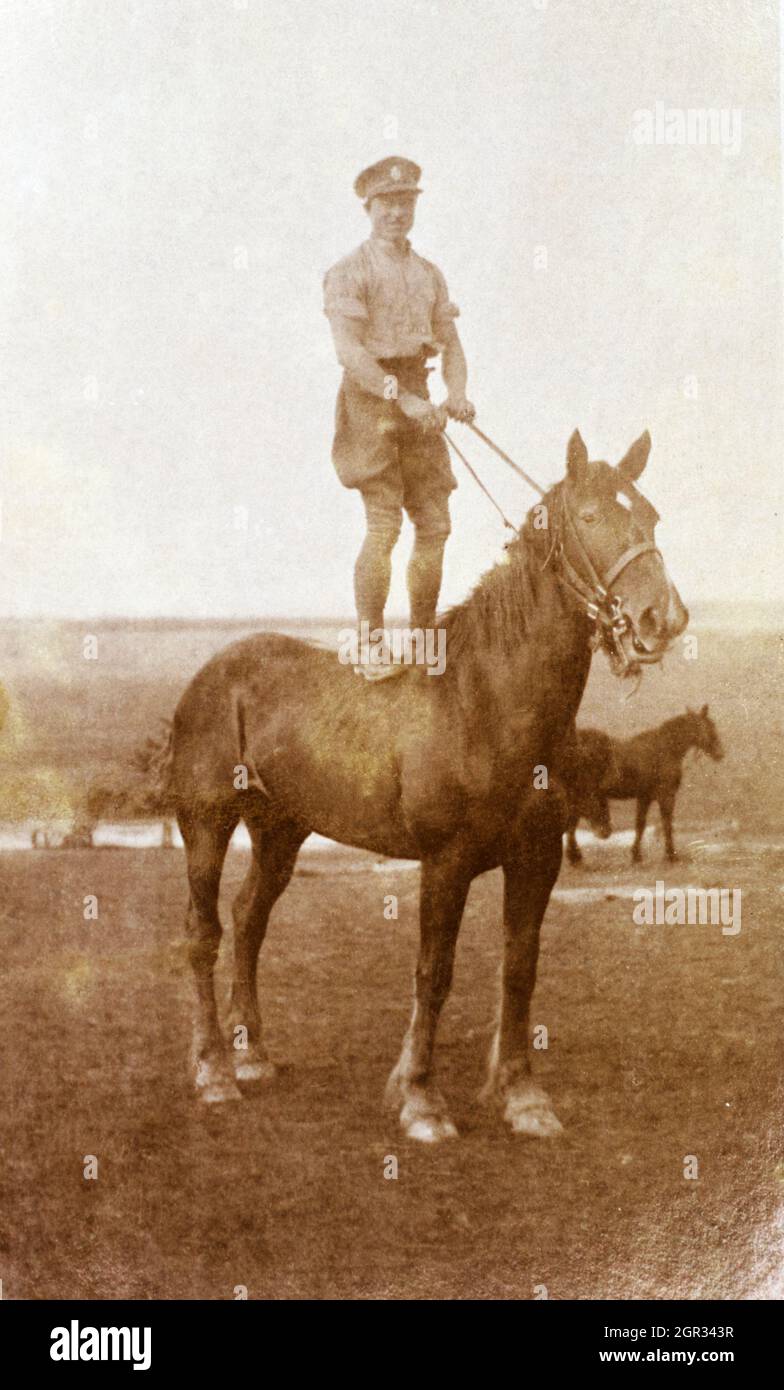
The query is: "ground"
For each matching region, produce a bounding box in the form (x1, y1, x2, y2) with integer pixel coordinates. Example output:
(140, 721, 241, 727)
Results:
(0, 617, 782, 1299)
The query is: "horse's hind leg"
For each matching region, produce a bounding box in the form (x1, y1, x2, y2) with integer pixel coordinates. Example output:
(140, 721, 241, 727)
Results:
(179, 808, 239, 1104)
(227, 818, 307, 1084)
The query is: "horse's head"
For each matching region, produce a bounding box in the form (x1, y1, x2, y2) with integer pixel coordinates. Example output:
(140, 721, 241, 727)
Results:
(559, 429, 688, 676)
(687, 703, 724, 760)
(584, 791, 612, 840)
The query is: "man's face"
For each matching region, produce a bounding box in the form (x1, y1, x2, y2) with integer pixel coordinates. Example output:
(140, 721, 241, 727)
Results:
(366, 192, 418, 240)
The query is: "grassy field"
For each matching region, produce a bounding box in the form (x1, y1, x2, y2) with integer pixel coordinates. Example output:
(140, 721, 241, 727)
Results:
(0, 616, 782, 1299)
(0, 614, 782, 835)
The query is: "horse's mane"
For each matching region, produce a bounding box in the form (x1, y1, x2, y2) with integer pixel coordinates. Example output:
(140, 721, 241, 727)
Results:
(659, 712, 693, 733)
(621, 711, 699, 755)
(655, 711, 704, 750)
(437, 483, 562, 662)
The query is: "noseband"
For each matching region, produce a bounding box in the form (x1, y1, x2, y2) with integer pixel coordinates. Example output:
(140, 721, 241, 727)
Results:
(551, 483, 663, 674)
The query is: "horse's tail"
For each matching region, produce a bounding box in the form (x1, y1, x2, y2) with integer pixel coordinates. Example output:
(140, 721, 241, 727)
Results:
(132, 718, 175, 813)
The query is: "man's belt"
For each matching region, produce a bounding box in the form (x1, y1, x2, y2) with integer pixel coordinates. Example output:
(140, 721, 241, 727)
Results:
(378, 346, 439, 369)
(377, 349, 435, 378)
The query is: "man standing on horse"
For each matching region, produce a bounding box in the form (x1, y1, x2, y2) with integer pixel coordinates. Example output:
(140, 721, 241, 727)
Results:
(323, 156, 475, 679)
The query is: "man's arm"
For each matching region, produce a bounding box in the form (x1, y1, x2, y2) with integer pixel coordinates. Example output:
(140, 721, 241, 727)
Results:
(329, 315, 391, 398)
(440, 322, 475, 422)
(329, 316, 444, 428)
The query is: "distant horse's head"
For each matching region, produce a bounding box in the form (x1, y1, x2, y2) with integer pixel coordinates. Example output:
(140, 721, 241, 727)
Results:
(584, 791, 612, 839)
(574, 730, 615, 838)
(559, 429, 688, 676)
(687, 703, 724, 760)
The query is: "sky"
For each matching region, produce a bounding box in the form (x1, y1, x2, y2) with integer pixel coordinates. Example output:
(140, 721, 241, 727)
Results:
(1, 0, 782, 618)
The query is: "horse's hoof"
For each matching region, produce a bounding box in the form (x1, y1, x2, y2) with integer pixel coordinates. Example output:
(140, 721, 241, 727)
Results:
(403, 1113, 459, 1144)
(197, 1078, 243, 1104)
(399, 1092, 458, 1143)
(234, 1057, 278, 1084)
(504, 1087, 564, 1138)
(195, 1058, 243, 1104)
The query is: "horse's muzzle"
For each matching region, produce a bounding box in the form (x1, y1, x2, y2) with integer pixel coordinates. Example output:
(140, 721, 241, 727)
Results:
(634, 592, 689, 652)
(613, 601, 686, 675)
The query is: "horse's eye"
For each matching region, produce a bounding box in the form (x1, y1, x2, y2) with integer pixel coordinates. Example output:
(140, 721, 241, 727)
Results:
(580, 510, 598, 525)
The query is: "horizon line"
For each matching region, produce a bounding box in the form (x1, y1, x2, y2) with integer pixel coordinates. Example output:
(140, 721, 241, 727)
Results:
(0, 599, 780, 627)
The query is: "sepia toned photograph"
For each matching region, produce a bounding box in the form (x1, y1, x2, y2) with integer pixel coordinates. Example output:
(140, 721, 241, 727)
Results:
(1, 0, 782, 1337)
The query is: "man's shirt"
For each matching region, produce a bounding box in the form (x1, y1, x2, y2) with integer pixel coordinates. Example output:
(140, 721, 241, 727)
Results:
(323, 237, 459, 360)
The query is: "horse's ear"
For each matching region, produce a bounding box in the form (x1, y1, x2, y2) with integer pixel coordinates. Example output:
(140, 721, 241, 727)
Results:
(567, 429, 589, 479)
(616, 430, 651, 484)
(700, 703, 708, 716)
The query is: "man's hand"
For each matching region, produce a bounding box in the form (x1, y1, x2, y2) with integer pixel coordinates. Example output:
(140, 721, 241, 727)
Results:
(398, 393, 446, 431)
(445, 394, 476, 423)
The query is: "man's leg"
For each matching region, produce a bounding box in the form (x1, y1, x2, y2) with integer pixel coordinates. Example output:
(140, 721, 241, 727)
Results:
(355, 476, 403, 634)
(354, 521, 400, 633)
(402, 426, 456, 630)
(406, 531, 448, 630)
(331, 378, 402, 642)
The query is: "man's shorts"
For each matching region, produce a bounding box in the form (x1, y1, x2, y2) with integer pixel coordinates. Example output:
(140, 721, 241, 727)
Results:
(331, 354, 457, 539)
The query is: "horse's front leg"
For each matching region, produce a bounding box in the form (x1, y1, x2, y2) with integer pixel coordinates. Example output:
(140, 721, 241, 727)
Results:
(565, 814, 582, 865)
(658, 786, 679, 861)
(483, 812, 564, 1138)
(385, 849, 473, 1143)
(632, 795, 651, 862)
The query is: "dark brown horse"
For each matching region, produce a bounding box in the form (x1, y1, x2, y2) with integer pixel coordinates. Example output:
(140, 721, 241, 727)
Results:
(164, 429, 687, 1142)
(602, 706, 723, 862)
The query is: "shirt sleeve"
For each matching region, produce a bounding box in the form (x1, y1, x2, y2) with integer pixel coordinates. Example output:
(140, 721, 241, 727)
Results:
(431, 265, 460, 338)
(323, 257, 368, 321)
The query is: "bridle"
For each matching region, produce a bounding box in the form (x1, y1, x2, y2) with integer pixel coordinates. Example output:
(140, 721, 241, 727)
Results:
(443, 424, 667, 678)
(550, 481, 663, 675)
